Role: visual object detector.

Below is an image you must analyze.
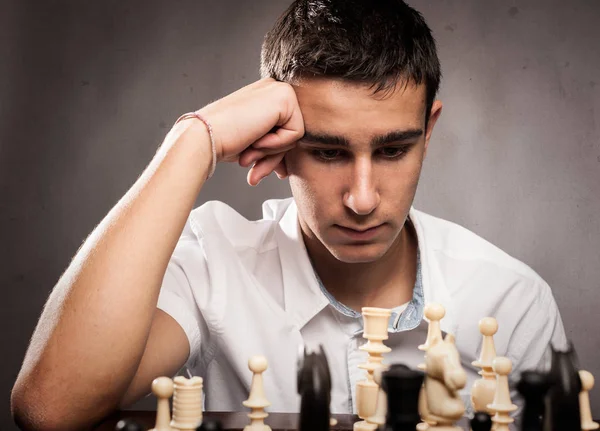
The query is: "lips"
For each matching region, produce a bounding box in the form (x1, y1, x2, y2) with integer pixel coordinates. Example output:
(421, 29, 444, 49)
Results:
(335, 223, 384, 241)
(340, 225, 380, 233)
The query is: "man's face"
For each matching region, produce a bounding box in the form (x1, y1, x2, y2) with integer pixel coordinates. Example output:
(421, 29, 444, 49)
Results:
(285, 77, 442, 263)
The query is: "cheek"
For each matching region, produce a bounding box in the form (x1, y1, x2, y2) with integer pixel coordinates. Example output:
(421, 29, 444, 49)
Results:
(389, 150, 424, 189)
(286, 151, 336, 220)
(289, 175, 322, 229)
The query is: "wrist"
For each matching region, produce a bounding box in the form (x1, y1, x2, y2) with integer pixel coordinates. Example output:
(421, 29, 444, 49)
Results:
(173, 111, 217, 179)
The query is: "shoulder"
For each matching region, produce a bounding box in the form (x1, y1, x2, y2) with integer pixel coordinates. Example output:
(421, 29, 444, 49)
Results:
(179, 197, 294, 252)
(412, 209, 566, 368)
(411, 208, 544, 285)
(158, 198, 296, 344)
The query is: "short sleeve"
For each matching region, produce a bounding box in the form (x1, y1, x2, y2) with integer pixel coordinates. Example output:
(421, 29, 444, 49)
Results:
(509, 280, 568, 374)
(156, 216, 215, 370)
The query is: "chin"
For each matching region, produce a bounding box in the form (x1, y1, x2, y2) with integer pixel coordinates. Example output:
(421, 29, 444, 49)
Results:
(326, 242, 391, 264)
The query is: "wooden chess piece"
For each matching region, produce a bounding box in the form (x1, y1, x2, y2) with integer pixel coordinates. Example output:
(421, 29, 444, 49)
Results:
(424, 334, 466, 431)
(355, 307, 392, 431)
(196, 419, 224, 431)
(171, 375, 204, 431)
(579, 370, 599, 430)
(517, 370, 551, 431)
(487, 357, 517, 431)
(115, 418, 145, 431)
(470, 317, 498, 415)
(365, 366, 388, 428)
(150, 377, 175, 431)
(381, 364, 424, 431)
(545, 342, 582, 431)
(297, 345, 331, 431)
(470, 412, 492, 431)
(243, 355, 272, 431)
(418, 303, 446, 430)
(418, 303, 446, 370)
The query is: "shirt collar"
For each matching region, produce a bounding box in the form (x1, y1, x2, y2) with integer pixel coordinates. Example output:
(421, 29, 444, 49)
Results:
(276, 199, 329, 330)
(274, 199, 458, 336)
(408, 207, 458, 336)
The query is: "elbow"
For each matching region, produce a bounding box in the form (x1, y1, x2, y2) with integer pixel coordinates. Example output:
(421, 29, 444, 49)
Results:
(11, 380, 115, 431)
(11, 384, 53, 431)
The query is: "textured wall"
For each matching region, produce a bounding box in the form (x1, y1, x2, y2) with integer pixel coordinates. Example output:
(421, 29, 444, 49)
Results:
(1, 1, 598, 429)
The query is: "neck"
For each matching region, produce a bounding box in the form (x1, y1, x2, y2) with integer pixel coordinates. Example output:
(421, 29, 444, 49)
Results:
(304, 220, 418, 312)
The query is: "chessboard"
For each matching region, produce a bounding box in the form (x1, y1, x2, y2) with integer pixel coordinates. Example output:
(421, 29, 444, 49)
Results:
(91, 304, 598, 431)
(95, 412, 357, 431)
(93, 411, 470, 431)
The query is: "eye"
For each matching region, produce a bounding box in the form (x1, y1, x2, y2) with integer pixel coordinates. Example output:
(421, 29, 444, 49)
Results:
(312, 149, 343, 161)
(378, 146, 408, 158)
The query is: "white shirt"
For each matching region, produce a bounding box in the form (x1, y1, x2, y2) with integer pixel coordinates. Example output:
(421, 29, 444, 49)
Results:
(157, 197, 566, 414)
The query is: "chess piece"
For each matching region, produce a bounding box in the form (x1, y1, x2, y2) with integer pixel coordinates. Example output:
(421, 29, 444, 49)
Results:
(355, 307, 392, 431)
(115, 418, 145, 431)
(381, 364, 424, 431)
(470, 317, 498, 415)
(196, 419, 224, 431)
(417, 304, 446, 429)
(470, 412, 492, 431)
(487, 357, 517, 431)
(545, 342, 581, 431)
(418, 303, 446, 370)
(517, 370, 551, 431)
(297, 345, 331, 431)
(171, 376, 204, 431)
(150, 376, 175, 431)
(579, 370, 599, 430)
(243, 355, 272, 431)
(423, 334, 466, 431)
(365, 366, 388, 427)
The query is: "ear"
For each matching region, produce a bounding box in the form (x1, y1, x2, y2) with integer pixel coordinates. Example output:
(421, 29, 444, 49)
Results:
(423, 100, 443, 157)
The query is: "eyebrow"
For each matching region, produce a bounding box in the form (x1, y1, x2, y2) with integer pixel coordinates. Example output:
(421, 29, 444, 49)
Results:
(300, 128, 424, 148)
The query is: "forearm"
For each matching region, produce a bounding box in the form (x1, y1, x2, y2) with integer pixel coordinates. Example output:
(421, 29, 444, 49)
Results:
(12, 120, 212, 426)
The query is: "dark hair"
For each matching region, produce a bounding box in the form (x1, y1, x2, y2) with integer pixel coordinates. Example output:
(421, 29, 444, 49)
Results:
(260, 0, 441, 124)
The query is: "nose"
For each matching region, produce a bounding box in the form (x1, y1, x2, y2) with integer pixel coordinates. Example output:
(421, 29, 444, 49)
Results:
(342, 157, 380, 215)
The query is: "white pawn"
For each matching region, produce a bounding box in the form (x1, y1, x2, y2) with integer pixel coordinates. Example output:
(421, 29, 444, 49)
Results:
(419, 303, 445, 352)
(487, 357, 517, 431)
(418, 304, 445, 372)
(243, 355, 272, 431)
(579, 370, 599, 430)
(150, 377, 175, 431)
(471, 317, 498, 414)
(417, 304, 445, 429)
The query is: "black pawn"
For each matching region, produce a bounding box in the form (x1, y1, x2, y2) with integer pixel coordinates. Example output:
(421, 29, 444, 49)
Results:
(196, 419, 224, 431)
(297, 345, 331, 431)
(381, 364, 424, 431)
(470, 412, 492, 431)
(115, 418, 145, 431)
(517, 370, 551, 431)
(545, 343, 581, 431)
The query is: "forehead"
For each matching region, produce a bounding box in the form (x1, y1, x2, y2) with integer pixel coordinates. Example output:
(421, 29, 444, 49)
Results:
(292, 77, 427, 135)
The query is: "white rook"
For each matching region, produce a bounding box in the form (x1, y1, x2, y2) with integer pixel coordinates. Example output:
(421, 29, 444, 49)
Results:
(171, 376, 204, 431)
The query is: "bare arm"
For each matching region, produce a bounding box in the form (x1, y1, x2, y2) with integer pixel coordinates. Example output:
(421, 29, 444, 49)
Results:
(11, 120, 212, 431)
(11, 78, 304, 431)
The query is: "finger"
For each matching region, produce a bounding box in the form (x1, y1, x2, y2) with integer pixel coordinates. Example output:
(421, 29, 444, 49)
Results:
(252, 126, 301, 150)
(247, 152, 286, 186)
(238, 142, 295, 167)
(273, 158, 288, 179)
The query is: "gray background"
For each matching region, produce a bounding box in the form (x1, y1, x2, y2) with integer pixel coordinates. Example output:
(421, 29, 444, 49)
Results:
(1, 0, 598, 429)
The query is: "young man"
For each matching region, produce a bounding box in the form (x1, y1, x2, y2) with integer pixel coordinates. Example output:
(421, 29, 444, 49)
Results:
(12, 1, 566, 430)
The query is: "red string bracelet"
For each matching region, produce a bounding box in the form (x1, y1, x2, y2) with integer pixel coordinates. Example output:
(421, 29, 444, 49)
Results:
(174, 111, 217, 179)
